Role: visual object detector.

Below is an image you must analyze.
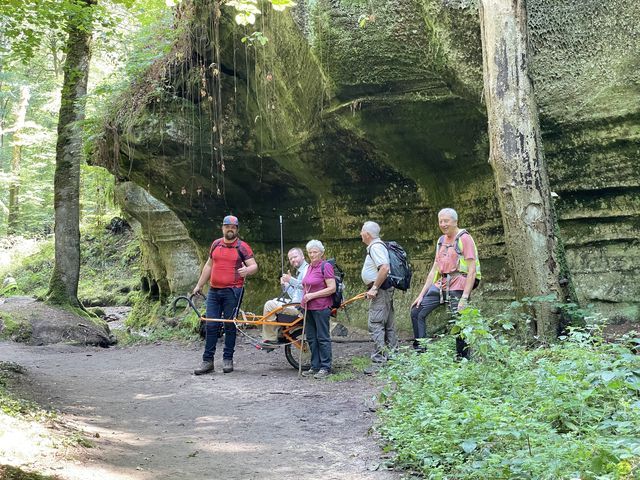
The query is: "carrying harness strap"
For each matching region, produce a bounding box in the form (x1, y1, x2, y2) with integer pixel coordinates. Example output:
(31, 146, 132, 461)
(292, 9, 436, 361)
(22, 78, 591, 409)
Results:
(439, 272, 465, 304)
(435, 232, 468, 305)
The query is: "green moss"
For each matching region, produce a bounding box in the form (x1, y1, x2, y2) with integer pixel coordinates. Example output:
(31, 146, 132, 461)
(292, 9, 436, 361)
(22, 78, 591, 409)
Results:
(125, 293, 163, 330)
(86, 306, 106, 317)
(0, 312, 32, 342)
(528, 0, 640, 124)
(0, 465, 61, 480)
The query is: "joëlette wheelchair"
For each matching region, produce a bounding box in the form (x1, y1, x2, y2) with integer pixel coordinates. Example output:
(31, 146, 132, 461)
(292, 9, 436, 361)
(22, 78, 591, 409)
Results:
(172, 291, 366, 370)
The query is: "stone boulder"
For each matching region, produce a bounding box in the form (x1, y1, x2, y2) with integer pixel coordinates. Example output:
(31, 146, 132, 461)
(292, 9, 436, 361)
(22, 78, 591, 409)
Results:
(0, 297, 115, 347)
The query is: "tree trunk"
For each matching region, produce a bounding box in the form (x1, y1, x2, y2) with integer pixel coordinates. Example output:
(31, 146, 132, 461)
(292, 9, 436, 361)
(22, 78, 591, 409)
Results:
(479, 0, 573, 342)
(47, 0, 95, 307)
(7, 86, 31, 234)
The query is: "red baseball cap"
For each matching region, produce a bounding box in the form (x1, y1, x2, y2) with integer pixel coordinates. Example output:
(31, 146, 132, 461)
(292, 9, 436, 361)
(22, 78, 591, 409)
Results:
(222, 215, 239, 226)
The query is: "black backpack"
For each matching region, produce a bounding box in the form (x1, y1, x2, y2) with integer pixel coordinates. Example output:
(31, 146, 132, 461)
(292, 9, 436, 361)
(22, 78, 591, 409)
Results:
(370, 241, 413, 291)
(321, 259, 345, 314)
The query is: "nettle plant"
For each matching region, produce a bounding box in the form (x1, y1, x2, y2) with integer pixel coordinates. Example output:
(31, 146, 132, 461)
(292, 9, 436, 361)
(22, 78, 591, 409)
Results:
(378, 302, 640, 479)
(453, 295, 604, 357)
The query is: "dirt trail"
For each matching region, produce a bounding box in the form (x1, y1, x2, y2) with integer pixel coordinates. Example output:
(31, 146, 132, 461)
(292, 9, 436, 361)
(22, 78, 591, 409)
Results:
(1, 336, 401, 480)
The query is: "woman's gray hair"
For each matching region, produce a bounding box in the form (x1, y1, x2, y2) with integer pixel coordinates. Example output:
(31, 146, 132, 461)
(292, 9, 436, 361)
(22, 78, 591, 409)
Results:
(361, 221, 380, 238)
(306, 239, 325, 254)
(438, 208, 458, 222)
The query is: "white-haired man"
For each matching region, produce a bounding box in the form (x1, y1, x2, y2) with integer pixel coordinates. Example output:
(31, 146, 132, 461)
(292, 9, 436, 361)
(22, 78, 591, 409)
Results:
(410, 208, 479, 359)
(261, 247, 308, 344)
(360, 221, 398, 368)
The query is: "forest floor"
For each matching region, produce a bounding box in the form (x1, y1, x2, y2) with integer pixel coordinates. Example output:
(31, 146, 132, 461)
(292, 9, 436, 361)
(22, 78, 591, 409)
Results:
(0, 325, 405, 480)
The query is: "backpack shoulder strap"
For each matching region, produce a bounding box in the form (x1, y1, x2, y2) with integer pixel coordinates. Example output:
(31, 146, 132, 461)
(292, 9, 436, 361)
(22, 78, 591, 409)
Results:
(235, 239, 247, 263)
(454, 229, 469, 256)
(436, 235, 445, 255)
(209, 238, 223, 257)
(210, 238, 247, 263)
(367, 239, 387, 257)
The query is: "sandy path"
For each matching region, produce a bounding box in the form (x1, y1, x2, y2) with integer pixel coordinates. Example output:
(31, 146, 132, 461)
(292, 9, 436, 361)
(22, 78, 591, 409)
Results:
(1, 337, 401, 480)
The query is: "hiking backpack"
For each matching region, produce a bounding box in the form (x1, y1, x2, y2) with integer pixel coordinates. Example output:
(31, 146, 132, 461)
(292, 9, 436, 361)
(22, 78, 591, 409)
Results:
(321, 259, 345, 313)
(371, 241, 413, 291)
(209, 238, 247, 263)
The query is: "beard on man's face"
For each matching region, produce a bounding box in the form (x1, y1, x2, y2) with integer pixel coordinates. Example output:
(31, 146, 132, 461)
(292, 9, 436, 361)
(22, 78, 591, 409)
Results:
(224, 229, 238, 240)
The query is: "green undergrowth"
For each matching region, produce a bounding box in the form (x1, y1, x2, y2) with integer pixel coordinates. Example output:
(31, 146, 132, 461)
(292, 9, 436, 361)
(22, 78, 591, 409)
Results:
(0, 225, 140, 306)
(115, 292, 202, 344)
(377, 309, 640, 479)
(326, 354, 372, 382)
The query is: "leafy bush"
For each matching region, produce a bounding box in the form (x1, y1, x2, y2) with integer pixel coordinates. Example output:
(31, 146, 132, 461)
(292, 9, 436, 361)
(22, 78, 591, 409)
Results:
(1, 227, 140, 306)
(378, 313, 640, 479)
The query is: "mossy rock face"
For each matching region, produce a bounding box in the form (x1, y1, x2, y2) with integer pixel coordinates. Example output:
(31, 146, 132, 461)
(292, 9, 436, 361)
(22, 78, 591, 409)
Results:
(94, 0, 640, 326)
(0, 297, 115, 347)
(113, 182, 202, 300)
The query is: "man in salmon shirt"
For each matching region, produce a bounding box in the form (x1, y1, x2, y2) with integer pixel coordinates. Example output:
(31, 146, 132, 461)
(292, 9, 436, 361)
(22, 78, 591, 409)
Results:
(410, 208, 479, 359)
(192, 215, 258, 375)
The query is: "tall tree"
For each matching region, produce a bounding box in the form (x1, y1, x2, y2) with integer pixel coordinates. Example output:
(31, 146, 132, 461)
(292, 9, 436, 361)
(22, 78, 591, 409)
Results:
(7, 85, 31, 233)
(47, 0, 96, 307)
(479, 0, 574, 342)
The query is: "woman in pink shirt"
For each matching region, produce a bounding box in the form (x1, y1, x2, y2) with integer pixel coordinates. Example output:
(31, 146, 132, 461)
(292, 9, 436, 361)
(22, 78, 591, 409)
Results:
(301, 240, 336, 379)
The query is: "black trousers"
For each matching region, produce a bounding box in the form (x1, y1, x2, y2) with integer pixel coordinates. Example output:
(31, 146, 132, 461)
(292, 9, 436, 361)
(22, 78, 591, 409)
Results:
(410, 286, 470, 359)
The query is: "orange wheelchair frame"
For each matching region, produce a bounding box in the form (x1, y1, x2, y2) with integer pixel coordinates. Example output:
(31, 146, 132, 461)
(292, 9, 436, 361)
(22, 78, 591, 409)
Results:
(173, 292, 366, 370)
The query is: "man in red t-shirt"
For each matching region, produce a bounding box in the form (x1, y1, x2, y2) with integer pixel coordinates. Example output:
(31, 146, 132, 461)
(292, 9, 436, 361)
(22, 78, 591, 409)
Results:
(192, 215, 258, 375)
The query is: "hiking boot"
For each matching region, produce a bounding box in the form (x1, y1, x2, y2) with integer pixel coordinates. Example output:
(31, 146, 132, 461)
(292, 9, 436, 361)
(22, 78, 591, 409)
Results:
(301, 368, 317, 377)
(313, 368, 330, 379)
(222, 359, 234, 373)
(194, 361, 214, 375)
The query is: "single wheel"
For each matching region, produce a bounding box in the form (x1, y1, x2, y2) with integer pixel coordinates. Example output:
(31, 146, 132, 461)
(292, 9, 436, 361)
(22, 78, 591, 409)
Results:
(284, 325, 311, 370)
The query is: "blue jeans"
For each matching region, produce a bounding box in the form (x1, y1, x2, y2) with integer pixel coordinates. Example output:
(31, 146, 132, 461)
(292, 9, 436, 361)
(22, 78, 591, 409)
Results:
(203, 287, 242, 361)
(305, 308, 332, 371)
(410, 286, 469, 358)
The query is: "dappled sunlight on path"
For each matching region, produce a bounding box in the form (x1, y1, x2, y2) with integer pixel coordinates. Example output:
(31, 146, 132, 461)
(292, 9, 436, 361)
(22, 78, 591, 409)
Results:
(0, 339, 398, 479)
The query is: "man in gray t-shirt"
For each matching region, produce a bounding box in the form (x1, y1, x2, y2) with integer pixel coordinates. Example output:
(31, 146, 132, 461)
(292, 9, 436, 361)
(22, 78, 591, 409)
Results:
(360, 221, 398, 366)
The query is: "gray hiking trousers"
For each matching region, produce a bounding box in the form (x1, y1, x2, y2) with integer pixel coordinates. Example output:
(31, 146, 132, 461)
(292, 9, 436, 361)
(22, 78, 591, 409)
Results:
(368, 288, 398, 363)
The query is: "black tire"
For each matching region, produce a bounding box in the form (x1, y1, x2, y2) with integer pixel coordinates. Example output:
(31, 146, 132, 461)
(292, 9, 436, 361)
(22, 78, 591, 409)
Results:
(284, 325, 311, 370)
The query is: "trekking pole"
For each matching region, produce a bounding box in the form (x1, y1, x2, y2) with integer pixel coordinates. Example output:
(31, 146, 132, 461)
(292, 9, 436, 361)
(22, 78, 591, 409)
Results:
(279, 215, 286, 295)
(298, 287, 309, 378)
(229, 285, 245, 338)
